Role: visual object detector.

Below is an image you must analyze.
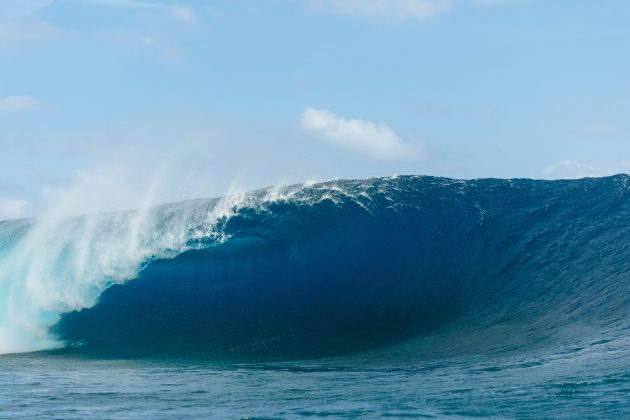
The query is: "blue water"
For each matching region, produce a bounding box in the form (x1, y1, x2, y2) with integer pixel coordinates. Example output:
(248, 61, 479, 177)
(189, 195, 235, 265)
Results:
(1, 175, 629, 418)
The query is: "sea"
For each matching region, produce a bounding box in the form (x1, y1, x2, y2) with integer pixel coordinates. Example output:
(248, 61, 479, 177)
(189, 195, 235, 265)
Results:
(1, 175, 628, 418)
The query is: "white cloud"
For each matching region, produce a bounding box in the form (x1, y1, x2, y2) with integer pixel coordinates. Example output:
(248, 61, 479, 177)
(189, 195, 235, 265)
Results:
(93, 0, 195, 22)
(581, 122, 624, 136)
(305, 0, 452, 21)
(0, 96, 44, 112)
(473, 0, 515, 5)
(0, 1, 54, 20)
(0, 21, 63, 43)
(301, 107, 422, 160)
(542, 159, 630, 179)
(169, 5, 194, 22)
(0, 198, 28, 220)
(98, 31, 186, 64)
(303, 0, 516, 21)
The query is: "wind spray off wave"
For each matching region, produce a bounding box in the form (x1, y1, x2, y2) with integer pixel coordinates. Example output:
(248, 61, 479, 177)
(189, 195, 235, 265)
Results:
(0, 190, 276, 353)
(0, 175, 629, 360)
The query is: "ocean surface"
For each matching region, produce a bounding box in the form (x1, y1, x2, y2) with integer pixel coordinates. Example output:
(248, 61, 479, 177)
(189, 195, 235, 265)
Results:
(1, 175, 629, 418)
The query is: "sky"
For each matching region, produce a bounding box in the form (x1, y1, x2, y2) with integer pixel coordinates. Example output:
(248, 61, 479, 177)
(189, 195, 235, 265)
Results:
(1, 0, 629, 219)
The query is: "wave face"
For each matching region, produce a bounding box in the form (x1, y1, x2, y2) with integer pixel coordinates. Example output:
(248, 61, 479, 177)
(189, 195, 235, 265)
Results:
(1, 175, 629, 359)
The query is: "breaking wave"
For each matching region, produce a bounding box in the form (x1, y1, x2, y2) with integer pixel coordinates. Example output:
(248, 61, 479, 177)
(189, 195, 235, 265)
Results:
(0, 175, 628, 360)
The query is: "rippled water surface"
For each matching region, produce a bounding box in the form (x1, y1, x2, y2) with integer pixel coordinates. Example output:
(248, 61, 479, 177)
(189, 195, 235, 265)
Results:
(2, 336, 628, 419)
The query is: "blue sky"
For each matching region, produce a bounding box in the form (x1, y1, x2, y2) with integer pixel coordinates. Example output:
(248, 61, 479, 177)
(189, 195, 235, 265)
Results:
(1, 0, 629, 218)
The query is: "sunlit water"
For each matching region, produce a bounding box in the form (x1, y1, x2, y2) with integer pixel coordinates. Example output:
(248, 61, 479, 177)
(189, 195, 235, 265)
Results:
(1, 336, 628, 419)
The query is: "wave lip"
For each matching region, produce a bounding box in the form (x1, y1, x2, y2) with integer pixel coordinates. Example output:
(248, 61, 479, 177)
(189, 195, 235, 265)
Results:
(1, 175, 630, 359)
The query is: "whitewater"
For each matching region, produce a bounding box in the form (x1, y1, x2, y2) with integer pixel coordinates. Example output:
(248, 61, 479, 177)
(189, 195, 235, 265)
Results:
(0, 175, 629, 418)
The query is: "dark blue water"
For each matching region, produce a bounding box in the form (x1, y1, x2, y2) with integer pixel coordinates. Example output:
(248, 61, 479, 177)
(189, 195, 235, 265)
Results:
(1, 175, 629, 417)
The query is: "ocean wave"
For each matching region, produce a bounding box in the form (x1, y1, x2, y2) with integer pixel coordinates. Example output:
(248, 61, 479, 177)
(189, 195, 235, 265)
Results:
(1, 175, 629, 359)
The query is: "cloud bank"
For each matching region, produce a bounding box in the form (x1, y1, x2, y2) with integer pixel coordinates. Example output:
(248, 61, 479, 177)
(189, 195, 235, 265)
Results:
(301, 107, 422, 160)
